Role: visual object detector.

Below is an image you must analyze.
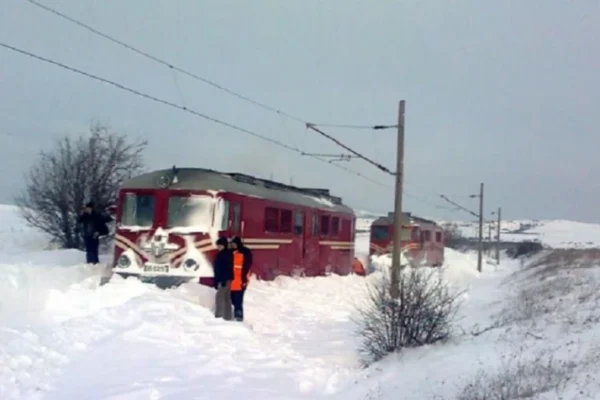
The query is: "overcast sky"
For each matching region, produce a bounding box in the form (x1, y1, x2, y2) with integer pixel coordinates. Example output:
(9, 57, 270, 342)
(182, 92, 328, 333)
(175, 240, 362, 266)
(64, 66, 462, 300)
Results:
(1, 0, 599, 222)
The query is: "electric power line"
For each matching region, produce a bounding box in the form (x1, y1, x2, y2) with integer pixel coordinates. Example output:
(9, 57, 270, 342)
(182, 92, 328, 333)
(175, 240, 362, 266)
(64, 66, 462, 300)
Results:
(25, 0, 305, 125)
(25, 0, 401, 176)
(439, 194, 480, 218)
(0, 41, 388, 188)
(305, 123, 398, 130)
(306, 123, 395, 175)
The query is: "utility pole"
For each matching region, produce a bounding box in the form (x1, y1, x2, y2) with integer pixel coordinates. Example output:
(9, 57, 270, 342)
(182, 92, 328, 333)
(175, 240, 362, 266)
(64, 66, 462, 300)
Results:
(477, 182, 484, 273)
(495, 207, 501, 264)
(487, 222, 492, 255)
(390, 100, 405, 299)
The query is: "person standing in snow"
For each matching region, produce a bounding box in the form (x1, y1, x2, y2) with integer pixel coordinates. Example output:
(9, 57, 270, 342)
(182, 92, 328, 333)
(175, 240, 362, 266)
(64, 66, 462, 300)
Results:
(229, 236, 253, 322)
(78, 201, 110, 265)
(213, 236, 234, 320)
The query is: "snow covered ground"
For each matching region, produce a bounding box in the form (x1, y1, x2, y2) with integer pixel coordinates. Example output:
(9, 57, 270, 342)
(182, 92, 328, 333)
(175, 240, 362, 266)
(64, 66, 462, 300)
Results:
(1, 204, 600, 399)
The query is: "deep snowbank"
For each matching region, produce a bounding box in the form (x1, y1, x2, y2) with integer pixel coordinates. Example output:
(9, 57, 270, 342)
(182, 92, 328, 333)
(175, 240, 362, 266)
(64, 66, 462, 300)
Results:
(8, 204, 600, 399)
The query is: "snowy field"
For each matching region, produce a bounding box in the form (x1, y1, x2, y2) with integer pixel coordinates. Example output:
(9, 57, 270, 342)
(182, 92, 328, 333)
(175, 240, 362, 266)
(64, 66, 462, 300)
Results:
(2, 205, 600, 399)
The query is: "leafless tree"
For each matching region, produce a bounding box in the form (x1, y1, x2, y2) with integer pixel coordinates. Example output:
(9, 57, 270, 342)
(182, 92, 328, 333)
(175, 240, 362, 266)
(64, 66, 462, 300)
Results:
(354, 268, 463, 366)
(15, 121, 147, 249)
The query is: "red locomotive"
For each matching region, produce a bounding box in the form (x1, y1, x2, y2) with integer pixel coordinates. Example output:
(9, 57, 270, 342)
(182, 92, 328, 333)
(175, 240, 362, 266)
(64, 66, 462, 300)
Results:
(109, 166, 357, 287)
(369, 212, 445, 267)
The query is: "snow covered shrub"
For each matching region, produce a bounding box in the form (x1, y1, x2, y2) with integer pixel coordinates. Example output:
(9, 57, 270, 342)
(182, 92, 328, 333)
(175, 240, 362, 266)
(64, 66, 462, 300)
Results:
(454, 347, 576, 400)
(15, 121, 147, 249)
(354, 267, 463, 366)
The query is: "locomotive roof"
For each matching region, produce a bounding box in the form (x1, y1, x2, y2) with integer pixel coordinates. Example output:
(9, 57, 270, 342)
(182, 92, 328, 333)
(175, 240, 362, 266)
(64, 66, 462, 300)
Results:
(121, 167, 354, 214)
(372, 211, 441, 228)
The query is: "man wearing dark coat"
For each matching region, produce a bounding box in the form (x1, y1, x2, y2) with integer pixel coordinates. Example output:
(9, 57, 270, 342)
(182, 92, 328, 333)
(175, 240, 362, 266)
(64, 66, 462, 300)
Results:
(213, 236, 234, 320)
(78, 201, 111, 264)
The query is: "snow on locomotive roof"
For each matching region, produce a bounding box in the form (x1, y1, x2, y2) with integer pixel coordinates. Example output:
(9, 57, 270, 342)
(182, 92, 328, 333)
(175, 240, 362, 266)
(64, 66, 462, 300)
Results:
(372, 211, 440, 227)
(122, 167, 354, 214)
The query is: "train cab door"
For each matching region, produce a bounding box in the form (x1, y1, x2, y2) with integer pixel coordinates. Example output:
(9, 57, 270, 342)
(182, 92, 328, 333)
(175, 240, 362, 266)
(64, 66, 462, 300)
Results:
(303, 211, 320, 275)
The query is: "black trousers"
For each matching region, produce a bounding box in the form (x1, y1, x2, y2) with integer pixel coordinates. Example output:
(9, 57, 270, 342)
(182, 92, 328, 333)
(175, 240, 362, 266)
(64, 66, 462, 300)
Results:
(84, 236, 100, 264)
(231, 289, 246, 321)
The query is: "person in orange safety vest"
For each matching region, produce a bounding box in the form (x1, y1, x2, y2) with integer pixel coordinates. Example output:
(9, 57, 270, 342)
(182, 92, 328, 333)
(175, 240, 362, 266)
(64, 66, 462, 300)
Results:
(229, 236, 252, 322)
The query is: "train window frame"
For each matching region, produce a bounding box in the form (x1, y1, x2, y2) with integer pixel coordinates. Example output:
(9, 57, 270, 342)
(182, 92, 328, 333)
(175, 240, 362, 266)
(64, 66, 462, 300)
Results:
(264, 207, 279, 232)
(371, 225, 390, 241)
(320, 215, 330, 236)
(331, 216, 340, 236)
(120, 192, 155, 228)
(232, 202, 241, 232)
(399, 227, 412, 241)
(341, 219, 350, 237)
(218, 198, 230, 230)
(280, 209, 292, 233)
(435, 231, 442, 243)
(293, 210, 303, 235)
(421, 230, 431, 242)
(312, 213, 319, 236)
(166, 194, 215, 229)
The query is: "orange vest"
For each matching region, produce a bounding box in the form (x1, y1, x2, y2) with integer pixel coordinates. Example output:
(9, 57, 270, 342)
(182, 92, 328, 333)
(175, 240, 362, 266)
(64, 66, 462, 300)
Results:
(231, 250, 245, 291)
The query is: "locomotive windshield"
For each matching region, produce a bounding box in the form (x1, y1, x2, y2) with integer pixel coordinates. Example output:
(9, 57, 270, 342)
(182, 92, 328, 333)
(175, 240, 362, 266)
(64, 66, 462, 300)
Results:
(121, 193, 155, 228)
(167, 194, 215, 230)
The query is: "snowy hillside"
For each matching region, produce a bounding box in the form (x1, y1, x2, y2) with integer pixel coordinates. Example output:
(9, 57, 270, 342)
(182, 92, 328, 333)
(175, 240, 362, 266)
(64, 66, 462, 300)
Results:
(355, 209, 600, 249)
(2, 204, 600, 399)
(439, 218, 600, 249)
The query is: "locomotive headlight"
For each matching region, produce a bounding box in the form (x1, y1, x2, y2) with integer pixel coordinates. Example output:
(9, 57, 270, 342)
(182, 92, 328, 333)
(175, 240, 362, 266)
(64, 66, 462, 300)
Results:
(183, 258, 199, 271)
(117, 254, 131, 268)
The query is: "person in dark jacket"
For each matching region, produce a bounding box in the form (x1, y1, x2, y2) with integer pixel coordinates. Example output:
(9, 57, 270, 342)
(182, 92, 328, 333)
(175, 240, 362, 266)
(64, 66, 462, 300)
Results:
(213, 236, 234, 320)
(78, 201, 111, 265)
(229, 236, 253, 321)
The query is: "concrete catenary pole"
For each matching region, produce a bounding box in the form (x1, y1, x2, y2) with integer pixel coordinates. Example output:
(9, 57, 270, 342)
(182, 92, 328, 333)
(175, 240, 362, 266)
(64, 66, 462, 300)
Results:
(477, 182, 484, 273)
(390, 100, 405, 299)
(488, 221, 492, 255)
(495, 207, 501, 264)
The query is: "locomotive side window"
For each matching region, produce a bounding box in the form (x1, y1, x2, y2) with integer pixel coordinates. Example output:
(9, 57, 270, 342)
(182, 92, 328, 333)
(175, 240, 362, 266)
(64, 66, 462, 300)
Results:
(219, 199, 230, 230)
(399, 227, 412, 241)
(372, 225, 389, 240)
(331, 217, 340, 236)
(121, 193, 155, 228)
(320, 215, 330, 236)
(264, 207, 279, 232)
(280, 209, 292, 233)
(293, 210, 303, 235)
(341, 219, 350, 237)
(167, 195, 215, 229)
(312, 214, 319, 236)
(421, 230, 431, 242)
(435, 231, 442, 242)
(232, 203, 241, 232)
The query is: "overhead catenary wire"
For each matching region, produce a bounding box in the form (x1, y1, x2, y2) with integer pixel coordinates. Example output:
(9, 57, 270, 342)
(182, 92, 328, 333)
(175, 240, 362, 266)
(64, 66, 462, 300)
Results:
(24, 0, 399, 174)
(25, 0, 305, 125)
(12, 2, 467, 214)
(306, 123, 395, 175)
(0, 41, 389, 189)
(439, 194, 480, 218)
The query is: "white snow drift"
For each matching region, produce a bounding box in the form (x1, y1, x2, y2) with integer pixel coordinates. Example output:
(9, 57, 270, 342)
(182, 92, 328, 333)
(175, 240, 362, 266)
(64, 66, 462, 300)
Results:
(1, 204, 600, 399)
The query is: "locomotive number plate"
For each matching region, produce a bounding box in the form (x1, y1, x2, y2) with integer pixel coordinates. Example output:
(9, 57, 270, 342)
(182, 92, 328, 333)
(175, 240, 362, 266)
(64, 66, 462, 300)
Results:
(144, 264, 169, 273)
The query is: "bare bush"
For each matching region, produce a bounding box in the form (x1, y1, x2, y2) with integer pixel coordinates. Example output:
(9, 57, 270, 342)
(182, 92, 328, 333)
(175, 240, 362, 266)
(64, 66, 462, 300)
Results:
(354, 268, 464, 366)
(15, 121, 147, 249)
(454, 347, 576, 400)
